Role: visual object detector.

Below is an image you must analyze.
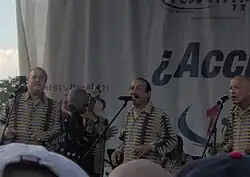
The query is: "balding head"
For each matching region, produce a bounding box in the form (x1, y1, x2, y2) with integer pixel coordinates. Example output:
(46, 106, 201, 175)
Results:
(230, 76, 250, 105)
(67, 88, 89, 113)
(109, 159, 172, 177)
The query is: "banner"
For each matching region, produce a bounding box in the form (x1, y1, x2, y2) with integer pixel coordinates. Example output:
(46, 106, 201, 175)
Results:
(16, 0, 250, 159)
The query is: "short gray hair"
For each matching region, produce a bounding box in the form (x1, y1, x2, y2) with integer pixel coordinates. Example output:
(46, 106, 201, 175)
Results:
(67, 87, 89, 113)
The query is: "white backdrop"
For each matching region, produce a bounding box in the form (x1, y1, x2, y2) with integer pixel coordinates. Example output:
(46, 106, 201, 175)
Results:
(16, 0, 250, 157)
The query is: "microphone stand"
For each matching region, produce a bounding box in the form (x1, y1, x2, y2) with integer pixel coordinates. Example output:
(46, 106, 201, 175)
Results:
(202, 103, 224, 158)
(82, 100, 129, 160)
(0, 93, 19, 145)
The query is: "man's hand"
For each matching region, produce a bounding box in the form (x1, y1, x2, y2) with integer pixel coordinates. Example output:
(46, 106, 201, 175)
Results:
(81, 112, 97, 121)
(4, 127, 16, 139)
(133, 144, 152, 158)
(245, 147, 250, 154)
(31, 132, 46, 141)
(106, 125, 118, 141)
(223, 144, 232, 152)
(111, 150, 123, 166)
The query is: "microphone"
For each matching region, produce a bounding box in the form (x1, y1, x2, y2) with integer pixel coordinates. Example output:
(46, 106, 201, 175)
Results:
(118, 96, 133, 102)
(217, 94, 229, 105)
(10, 84, 28, 98)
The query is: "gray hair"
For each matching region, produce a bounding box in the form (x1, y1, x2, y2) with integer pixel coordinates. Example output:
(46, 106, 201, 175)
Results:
(67, 88, 89, 113)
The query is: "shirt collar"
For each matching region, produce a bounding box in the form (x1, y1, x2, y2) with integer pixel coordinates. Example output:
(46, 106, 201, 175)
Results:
(130, 101, 154, 115)
(24, 91, 48, 104)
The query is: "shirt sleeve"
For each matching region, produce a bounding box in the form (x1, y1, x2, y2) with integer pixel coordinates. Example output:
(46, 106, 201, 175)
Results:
(94, 117, 109, 136)
(118, 111, 130, 141)
(219, 114, 233, 152)
(152, 112, 177, 155)
(0, 99, 12, 124)
(43, 101, 62, 141)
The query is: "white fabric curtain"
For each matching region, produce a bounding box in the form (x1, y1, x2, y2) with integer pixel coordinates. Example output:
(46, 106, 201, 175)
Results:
(16, 0, 250, 156)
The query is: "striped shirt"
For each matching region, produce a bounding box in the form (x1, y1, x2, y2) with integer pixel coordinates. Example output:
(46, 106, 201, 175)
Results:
(117, 102, 177, 165)
(220, 105, 250, 153)
(0, 92, 61, 146)
(162, 152, 193, 175)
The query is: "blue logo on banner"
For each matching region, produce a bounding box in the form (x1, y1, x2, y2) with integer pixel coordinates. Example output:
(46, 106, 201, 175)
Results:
(177, 105, 207, 147)
(152, 42, 250, 86)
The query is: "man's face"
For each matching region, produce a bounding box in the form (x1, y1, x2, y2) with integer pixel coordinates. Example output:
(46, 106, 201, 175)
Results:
(27, 70, 47, 94)
(230, 76, 250, 104)
(67, 89, 89, 113)
(129, 79, 150, 106)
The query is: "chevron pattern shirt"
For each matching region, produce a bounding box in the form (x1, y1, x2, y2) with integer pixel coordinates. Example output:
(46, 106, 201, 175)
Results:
(0, 92, 61, 146)
(220, 105, 250, 153)
(117, 102, 177, 165)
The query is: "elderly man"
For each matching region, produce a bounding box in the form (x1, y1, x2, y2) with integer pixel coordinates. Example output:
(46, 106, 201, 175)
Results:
(111, 77, 177, 167)
(0, 67, 61, 147)
(58, 87, 109, 177)
(220, 76, 250, 153)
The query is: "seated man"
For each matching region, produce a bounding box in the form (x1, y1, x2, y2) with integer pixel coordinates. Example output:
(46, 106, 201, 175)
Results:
(162, 135, 192, 175)
(0, 143, 88, 177)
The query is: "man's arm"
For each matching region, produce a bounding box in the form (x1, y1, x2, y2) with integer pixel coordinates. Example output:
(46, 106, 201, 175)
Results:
(42, 102, 62, 141)
(0, 99, 12, 124)
(219, 115, 233, 152)
(111, 113, 128, 166)
(151, 113, 177, 155)
(112, 127, 125, 156)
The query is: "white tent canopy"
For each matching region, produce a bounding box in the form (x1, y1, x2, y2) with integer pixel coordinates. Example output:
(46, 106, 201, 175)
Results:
(16, 0, 250, 157)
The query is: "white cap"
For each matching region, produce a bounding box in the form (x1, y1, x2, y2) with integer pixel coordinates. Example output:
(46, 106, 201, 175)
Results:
(0, 143, 89, 177)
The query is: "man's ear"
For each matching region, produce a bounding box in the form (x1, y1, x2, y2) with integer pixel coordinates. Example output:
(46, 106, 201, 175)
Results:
(146, 91, 151, 100)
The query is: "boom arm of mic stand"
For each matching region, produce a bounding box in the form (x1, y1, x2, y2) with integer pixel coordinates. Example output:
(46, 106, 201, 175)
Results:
(201, 103, 223, 158)
(0, 94, 19, 145)
(82, 100, 128, 160)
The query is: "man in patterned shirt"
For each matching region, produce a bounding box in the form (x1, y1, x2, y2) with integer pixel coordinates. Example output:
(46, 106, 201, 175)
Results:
(58, 87, 108, 177)
(111, 77, 177, 167)
(0, 67, 61, 147)
(162, 135, 192, 175)
(220, 76, 250, 153)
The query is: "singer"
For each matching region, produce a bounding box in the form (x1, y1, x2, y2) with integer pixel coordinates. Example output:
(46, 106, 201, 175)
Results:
(219, 76, 250, 153)
(0, 67, 61, 147)
(111, 77, 177, 167)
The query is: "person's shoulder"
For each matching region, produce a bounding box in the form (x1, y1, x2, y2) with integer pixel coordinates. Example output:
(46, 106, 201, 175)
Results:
(44, 95, 60, 106)
(227, 104, 238, 120)
(229, 104, 238, 112)
(150, 104, 169, 117)
(97, 114, 108, 122)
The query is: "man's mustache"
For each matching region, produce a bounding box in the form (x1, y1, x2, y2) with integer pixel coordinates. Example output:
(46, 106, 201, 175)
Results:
(132, 95, 139, 99)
